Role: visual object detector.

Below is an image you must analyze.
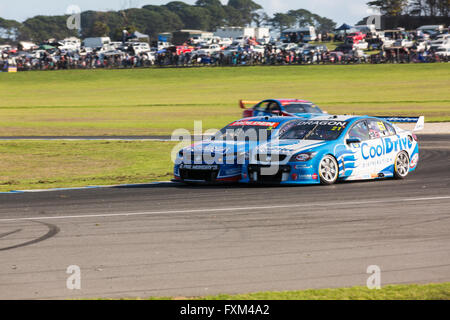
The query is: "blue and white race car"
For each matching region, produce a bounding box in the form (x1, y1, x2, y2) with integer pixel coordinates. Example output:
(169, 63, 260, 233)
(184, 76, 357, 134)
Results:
(174, 117, 308, 184)
(241, 115, 424, 185)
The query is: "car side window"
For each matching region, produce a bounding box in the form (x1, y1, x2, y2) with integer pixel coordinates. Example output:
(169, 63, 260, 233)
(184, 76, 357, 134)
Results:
(348, 121, 370, 141)
(367, 120, 382, 139)
(385, 122, 396, 136)
(267, 102, 281, 113)
(254, 102, 270, 112)
(368, 119, 391, 138)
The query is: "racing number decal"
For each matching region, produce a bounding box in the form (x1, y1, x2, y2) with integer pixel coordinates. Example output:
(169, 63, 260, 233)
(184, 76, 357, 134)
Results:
(331, 126, 343, 131)
(377, 122, 386, 132)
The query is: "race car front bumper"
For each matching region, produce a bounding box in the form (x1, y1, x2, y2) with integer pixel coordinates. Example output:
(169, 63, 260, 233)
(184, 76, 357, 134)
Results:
(174, 163, 241, 184)
(242, 163, 321, 185)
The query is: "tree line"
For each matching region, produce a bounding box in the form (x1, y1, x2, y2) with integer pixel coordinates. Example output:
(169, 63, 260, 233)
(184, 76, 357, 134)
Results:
(0, 0, 337, 43)
(1, 0, 447, 44)
(367, 0, 449, 17)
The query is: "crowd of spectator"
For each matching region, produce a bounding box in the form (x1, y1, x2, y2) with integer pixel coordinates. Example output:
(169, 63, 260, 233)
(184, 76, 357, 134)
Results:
(0, 51, 154, 71)
(1, 32, 448, 72)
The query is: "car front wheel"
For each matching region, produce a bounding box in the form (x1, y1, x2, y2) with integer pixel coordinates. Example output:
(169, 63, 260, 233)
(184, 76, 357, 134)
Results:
(319, 155, 339, 185)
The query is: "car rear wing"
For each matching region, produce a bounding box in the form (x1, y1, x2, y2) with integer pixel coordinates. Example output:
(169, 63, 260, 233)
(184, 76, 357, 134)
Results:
(376, 116, 425, 132)
(239, 100, 260, 109)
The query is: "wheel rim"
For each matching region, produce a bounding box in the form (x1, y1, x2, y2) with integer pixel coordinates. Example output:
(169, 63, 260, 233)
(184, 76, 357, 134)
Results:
(396, 152, 409, 177)
(320, 157, 338, 182)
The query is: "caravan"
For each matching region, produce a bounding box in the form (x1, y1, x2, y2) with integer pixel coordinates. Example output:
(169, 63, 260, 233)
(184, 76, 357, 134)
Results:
(82, 37, 111, 50)
(281, 27, 317, 43)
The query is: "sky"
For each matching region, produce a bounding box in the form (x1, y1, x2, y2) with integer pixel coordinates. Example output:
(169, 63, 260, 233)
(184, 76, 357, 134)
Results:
(0, 0, 372, 25)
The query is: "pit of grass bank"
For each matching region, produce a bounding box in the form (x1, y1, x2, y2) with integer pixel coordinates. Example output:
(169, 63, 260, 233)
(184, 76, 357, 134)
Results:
(106, 283, 450, 300)
(0, 140, 179, 192)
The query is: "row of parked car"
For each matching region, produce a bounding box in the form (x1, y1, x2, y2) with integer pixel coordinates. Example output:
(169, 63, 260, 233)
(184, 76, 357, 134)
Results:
(2, 26, 449, 71)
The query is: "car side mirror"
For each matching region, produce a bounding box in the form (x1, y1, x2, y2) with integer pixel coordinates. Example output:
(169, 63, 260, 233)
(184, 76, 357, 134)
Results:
(346, 138, 362, 144)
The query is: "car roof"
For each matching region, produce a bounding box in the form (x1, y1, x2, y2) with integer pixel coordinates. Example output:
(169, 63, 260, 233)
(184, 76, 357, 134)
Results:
(296, 115, 360, 122)
(235, 116, 299, 124)
(314, 115, 397, 123)
(267, 99, 313, 105)
(236, 115, 388, 125)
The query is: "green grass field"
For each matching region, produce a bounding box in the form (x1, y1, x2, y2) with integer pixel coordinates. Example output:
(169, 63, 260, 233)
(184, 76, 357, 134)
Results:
(109, 283, 450, 300)
(0, 140, 178, 191)
(0, 64, 449, 136)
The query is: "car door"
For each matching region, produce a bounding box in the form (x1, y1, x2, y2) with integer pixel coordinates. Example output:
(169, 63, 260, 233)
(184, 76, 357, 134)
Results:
(370, 119, 399, 177)
(343, 120, 372, 180)
(359, 119, 392, 178)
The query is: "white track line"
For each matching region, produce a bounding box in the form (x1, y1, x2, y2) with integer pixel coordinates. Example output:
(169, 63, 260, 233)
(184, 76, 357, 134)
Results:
(0, 196, 449, 223)
(0, 181, 173, 194)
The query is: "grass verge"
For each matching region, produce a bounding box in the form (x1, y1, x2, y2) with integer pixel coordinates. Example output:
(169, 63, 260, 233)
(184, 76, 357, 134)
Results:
(0, 140, 179, 192)
(119, 283, 450, 300)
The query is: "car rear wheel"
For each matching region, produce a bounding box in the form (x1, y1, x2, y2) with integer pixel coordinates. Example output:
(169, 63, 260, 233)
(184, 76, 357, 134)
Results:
(394, 151, 410, 179)
(319, 155, 339, 185)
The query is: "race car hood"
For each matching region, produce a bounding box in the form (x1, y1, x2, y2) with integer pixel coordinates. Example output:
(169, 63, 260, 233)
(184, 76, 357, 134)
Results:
(255, 139, 327, 156)
(183, 140, 256, 155)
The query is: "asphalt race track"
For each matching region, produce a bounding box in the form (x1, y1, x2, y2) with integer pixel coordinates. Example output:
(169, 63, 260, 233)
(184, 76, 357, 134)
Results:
(0, 135, 449, 299)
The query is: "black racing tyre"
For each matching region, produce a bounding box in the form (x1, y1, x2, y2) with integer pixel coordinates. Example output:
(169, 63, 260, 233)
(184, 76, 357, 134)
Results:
(394, 151, 410, 179)
(318, 155, 339, 185)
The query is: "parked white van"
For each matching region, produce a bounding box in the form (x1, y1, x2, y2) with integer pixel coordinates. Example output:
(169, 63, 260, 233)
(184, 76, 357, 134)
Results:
(130, 42, 151, 54)
(83, 37, 111, 50)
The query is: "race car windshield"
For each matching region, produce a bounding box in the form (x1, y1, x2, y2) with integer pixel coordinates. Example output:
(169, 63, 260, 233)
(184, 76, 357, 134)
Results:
(212, 122, 278, 142)
(283, 104, 322, 114)
(280, 121, 348, 141)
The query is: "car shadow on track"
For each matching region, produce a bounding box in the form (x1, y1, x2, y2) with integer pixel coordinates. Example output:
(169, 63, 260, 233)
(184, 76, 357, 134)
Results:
(111, 176, 403, 191)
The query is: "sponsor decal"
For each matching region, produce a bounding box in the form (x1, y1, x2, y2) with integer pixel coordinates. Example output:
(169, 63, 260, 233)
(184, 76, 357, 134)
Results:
(296, 120, 348, 127)
(295, 165, 313, 169)
(230, 121, 280, 128)
(180, 164, 219, 170)
(380, 117, 419, 123)
(193, 145, 228, 153)
(312, 173, 319, 180)
(410, 154, 419, 169)
(361, 136, 413, 160)
(223, 167, 242, 176)
(259, 141, 324, 154)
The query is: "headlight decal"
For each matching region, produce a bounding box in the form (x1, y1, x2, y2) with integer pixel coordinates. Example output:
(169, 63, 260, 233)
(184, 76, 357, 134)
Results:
(291, 152, 317, 162)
